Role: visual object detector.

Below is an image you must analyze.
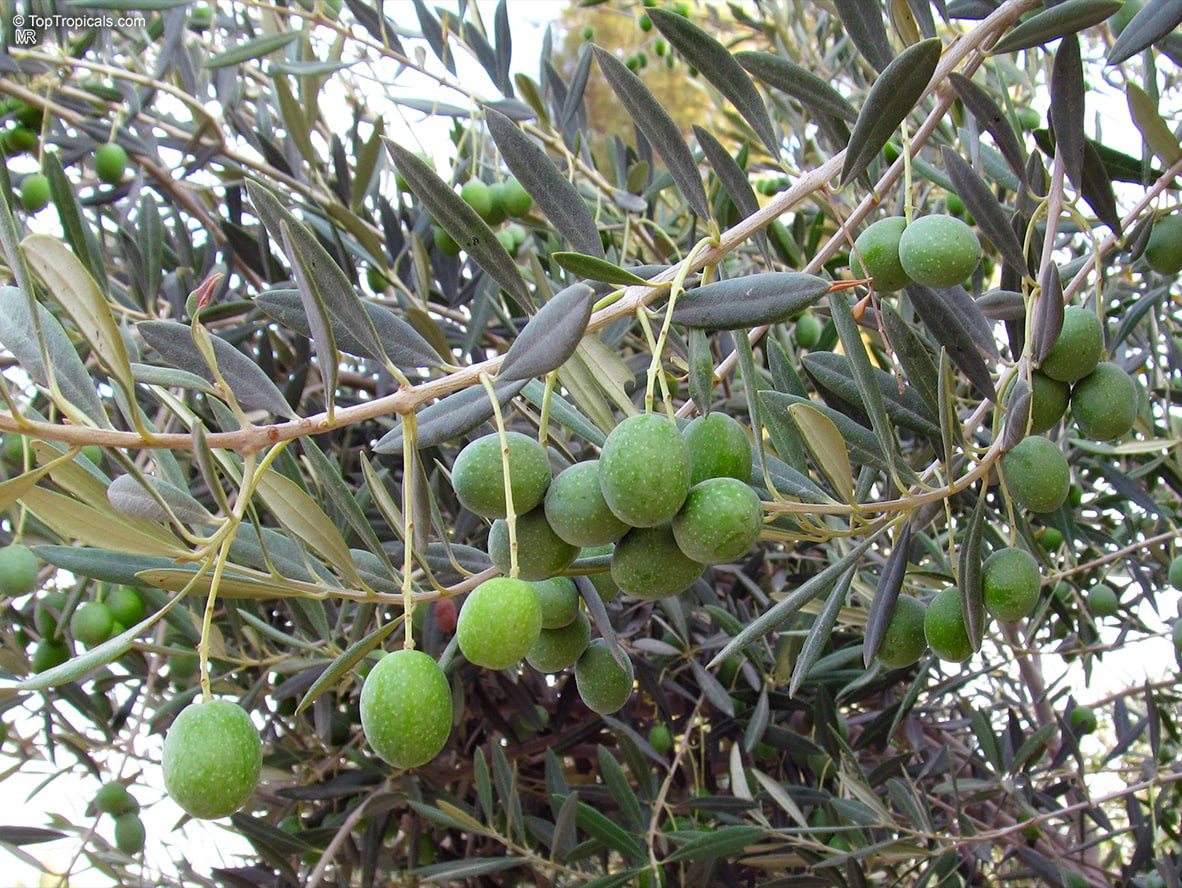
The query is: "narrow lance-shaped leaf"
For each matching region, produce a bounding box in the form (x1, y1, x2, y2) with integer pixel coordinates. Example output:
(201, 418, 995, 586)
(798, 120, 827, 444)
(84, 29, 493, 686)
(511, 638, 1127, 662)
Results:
(1002, 377, 1031, 451)
(551, 253, 651, 286)
(708, 536, 876, 666)
(879, 304, 939, 414)
(1079, 138, 1124, 235)
(1050, 35, 1086, 189)
(559, 43, 593, 132)
(295, 619, 401, 715)
(904, 284, 997, 401)
(1126, 83, 1182, 167)
(386, 141, 532, 308)
(735, 52, 857, 123)
(485, 109, 604, 259)
(863, 521, 913, 666)
(647, 8, 778, 156)
(788, 403, 855, 504)
(941, 148, 1027, 273)
(949, 73, 1027, 186)
(256, 470, 362, 587)
(21, 234, 136, 402)
(592, 45, 709, 218)
(372, 378, 528, 455)
(830, 0, 895, 71)
(803, 352, 941, 441)
(205, 31, 298, 68)
(0, 287, 110, 428)
(499, 283, 593, 381)
(790, 565, 856, 696)
(694, 125, 768, 257)
(1030, 262, 1064, 366)
(991, 0, 1123, 53)
(765, 391, 895, 475)
(411, 0, 455, 73)
(958, 483, 988, 650)
(1108, 0, 1182, 65)
(670, 272, 830, 330)
(107, 473, 215, 524)
(841, 38, 942, 187)
(281, 221, 339, 416)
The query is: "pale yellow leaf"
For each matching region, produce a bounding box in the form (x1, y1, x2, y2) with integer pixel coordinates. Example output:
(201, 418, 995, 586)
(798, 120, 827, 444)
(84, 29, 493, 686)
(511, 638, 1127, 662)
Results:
(788, 403, 854, 504)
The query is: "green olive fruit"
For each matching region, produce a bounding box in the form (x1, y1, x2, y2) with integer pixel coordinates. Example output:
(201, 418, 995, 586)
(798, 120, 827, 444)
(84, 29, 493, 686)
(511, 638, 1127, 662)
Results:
(982, 547, 1040, 622)
(0, 543, 39, 596)
(683, 413, 752, 486)
(1069, 705, 1097, 735)
(544, 461, 629, 547)
(2, 434, 27, 464)
(495, 230, 516, 253)
(488, 507, 579, 581)
(95, 143, 128, 185)
(1039, 527, 1064, 550)
(500, 177, 533, 217)
(599, 414, 691, 527)
(169, 652, 198, 683)
(1087, 583, 1119, 617)
(1070, 362, 1137, 441)
(1002, 436, 1070, 513)
(432, 225, 460, 256)
(611, 524, 704, 599)
(105, 586, 145, 627)
(366, 266, 388, 292)
(1016, 107, 1041, 130)
(460, 180, 493, 221)
(794, 312, 822, 349)
(34, 591, 67, 637)
(671, 477, 763, 564)
(95, 781, 136, 816)
(451, 431, 551, 519)
(484, 182, 508, 225)
(13, 103, 42, 131)
(1172, 618, 1182, 652)
(19, 173, 51, 213)
(526, 611, 591, 673)
(897, 215, 981, 288)
(79, 444, 103, 465)
(359, 648, 452, 768)
(875, 594, 928, 669)
(1169, 555, 1182, 590)
(1028, 371, 1070, 434)
(162, 699, 261, 819)
(31, 639, 69, 673)
(574, 639, 634, 714)
(507, 222, 527, 248)
(5, 125, 38, 154)
(851, 216, 912, 292)
(1145, 213, 1182, 275)
(1039, 306, 1104, 383)
(529, 576, 580, 629)
(71, 601, 114, 648)
(114, 813, 145, 855)
(582, 25, 594, 39)
(924, 587, 973, 662)
(648, 723, 672, 756)
(457, 577, 543, 669)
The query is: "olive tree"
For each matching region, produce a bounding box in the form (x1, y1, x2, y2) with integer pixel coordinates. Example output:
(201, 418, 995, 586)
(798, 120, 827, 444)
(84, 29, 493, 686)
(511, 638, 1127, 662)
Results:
(0, 0, 1180, 885)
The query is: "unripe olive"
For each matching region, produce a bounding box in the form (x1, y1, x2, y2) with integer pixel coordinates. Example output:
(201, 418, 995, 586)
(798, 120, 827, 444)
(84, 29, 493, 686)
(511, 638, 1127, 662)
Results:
(359, 648, 452, 768)
(897, 215, 981, 288)
(451, 431, 551, 519)
(162, 699, 261, 819)
(599, 414, 691, 527)
(574, 639, 634, 714)
(456, 577, 542, 669)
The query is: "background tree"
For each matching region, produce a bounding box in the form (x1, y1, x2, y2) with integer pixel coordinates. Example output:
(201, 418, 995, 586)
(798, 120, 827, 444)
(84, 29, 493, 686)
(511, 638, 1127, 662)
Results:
(0, 0, 1180, 886)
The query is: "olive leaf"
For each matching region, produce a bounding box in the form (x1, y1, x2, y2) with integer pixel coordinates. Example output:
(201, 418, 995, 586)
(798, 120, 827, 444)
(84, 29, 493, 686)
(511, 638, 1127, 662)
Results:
(879, 304, 940, 414)
(592, 45, 709, 218)
(1126, 83, 1182, 167)
(550, 254, 651, 286)
(787, 402, 855, 504)
(790, 565, 856, 697)
(499, 283, 593, 382)
(904, 284, 997, 402)
(863, 521, 913, 666)
(1002, 377, 1032, 451)
(371, 379, 528, 455)
(107, 473, 215, 524)
(841, 38, 941, 186)
(670, 272, 830, 330)
(1108, 0, 1182, 65)
(940, 148, 1027, 273)
(735, 52, 857, 123)
(1030, 262, 1064, 366)
(830, 0, 895, 71)
(647, 8, 779, 156)
(992, 0, 1123, 53)
(1050, 35, 1086, 189)
(802, 352, 941, 441)
(957, 483, 988, 651)
(485, 108, 605, 259)
(694, 126, 768, 258)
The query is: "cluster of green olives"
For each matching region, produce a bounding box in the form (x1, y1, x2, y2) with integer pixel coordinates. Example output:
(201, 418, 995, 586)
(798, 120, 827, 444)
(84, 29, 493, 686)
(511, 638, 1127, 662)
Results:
(92, 781, 145, 856)
(430, 177, 533, 257)
(13, 141, 129, 215)
(851, 213, 982, 291)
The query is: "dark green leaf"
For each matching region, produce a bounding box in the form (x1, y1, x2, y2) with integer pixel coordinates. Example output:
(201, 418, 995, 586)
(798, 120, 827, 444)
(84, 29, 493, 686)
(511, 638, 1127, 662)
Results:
(1079, 138, 1123, 235)
(386, 142, 531, 308)
(879, 304, 939, 414)
(0, 827, 67, 845)
(1108, 0, 1182, 65)
(550, 791, 580, 859)
(957, 484, 987, 651)
(647, 8, 778, 155)
(371, 379, 528, 454)
(977, 289, 1026, 321)
(1002, 377, 1032, 451)
(296, 620, 401, 715)
(830, 0, 894, 71)
(903, 284, 997, 401)
(670, 272, 830, 330)
(1050, 35, 1085, 189)
(948, 73, 1026, 186)
(695, 125, 768, 258)
(941, 148, 1027, 273)
(687, 328, 715, 417)
(205, 32, 298, 69)
(939, 284, 1001, 362)
(708, 536, 876, 666)
(1126, 83, 1182, 167)
(485, 109, 604, 259)
(571, 798, 646, 861)
(415, 858, 525, 881)
(863, 521, 913, 666)
(665, 825, 766, 862)
(596, 747, 644, 831)
(841, 38, 941, 186)
(992, 0, 1123, 52)
(138, 320, 297, 418)
(802, 352, 941, 441)
(499, 283, 592, 381)
(410, 0, 455, 73)
(1030, 263, 1064, 366)
(281, 222, 339, 413)
(592, 46, 709, 218)
(551, 253, 650, 286)
(34, 546, 176, 586)
(790, 565, 855, 696)
(736, 51, 857, 123)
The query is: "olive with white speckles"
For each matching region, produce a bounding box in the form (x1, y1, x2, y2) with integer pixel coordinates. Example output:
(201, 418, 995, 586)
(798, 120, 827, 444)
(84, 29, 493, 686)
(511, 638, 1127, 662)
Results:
(683, 413, 752, 485)
(897, 215, 981, 288)
(162, 699, 261, 819)
(360, 648, 453, 769)
(611, 524, 704, 599)
(599, 414, 691, 528)
(544, 460, 630, 547)
(671, 478, 763, 564)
